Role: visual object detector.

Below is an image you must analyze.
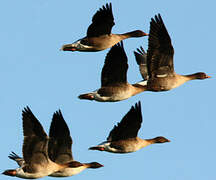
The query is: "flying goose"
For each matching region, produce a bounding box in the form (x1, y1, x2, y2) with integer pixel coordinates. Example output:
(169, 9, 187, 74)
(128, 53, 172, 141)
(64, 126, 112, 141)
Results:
(78, 42, 147, 102)
(7, 109, 103, 177)
(89, 102, 170, 153)
(3, 107, 83, 179)
(61, 3, 147, 52)
(134, 14, 210, 92)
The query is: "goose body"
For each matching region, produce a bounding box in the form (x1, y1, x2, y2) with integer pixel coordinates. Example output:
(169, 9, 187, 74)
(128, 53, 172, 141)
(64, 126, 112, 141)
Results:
(78, 42, 146, 102)
(80, 83, 145, 102)
(93, 137, 152, 153)
(61, 3, 147, 52)
(89, 102, 170, 153)
(3, 107, 73, 179)
(134, 14, 210, 92)
(7, 109, 103, 178)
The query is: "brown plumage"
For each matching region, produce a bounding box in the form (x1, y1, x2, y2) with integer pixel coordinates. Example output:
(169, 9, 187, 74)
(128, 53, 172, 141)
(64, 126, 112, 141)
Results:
(134, 14, 210, 92)
(22, 107, 50, 174)
(107, 102, 142, 142)
(61, 3, 147, 52)
(48, 110, 73, 164)
(89, 102, 170, 153)
(134, 46, 148, 80)
(6, 109, 103, 178)
(3, 107, 72, 179)
(78, 42, 147, 102)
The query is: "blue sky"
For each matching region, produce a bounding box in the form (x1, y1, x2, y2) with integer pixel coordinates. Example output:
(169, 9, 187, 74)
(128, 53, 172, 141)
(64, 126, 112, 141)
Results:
(0, 0, 215, 179)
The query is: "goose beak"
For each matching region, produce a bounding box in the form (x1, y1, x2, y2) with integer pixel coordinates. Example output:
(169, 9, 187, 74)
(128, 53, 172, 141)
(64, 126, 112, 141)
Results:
(2, 170, 17, 176)
(60, 44, 77, 51)
(89, 146, 105, 151)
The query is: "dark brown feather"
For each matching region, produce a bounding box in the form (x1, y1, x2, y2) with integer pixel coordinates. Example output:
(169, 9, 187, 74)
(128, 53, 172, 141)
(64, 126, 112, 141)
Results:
(107, 101, 142, 141)
(147, 14, 174, 78)
(22, 107, 49, 172)
(101, 41, 128, 87)
(134, 46, 148, 80)
(48, 110, 73, 164)
(87, 3, 115, 37)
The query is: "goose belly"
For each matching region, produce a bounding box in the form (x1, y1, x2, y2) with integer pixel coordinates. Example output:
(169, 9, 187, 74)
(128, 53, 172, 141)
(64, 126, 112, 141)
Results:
(95, 86, 135, 102)
(95, 90, 133, 102)
(147, 79, 182, 91)
(49, 167, 86, 177)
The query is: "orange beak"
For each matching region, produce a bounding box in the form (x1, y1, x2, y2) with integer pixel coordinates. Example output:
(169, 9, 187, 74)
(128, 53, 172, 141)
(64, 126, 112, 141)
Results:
(2, 169, 17, 176)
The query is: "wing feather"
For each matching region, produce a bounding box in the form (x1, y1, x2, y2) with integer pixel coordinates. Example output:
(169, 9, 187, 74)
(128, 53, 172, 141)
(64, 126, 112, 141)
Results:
(101, 42, 128, 87)
(87, 3, 115, 37)
(107, 102, 142, 141)
(48, 110, 73, 164)
(147, 14, 174, 78)
(22, 107, 49, 173)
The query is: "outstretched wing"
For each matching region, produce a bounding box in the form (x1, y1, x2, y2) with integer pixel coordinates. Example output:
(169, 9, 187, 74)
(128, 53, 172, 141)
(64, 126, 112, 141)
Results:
(22, 106, 49, 173)
(48, 110, 73, 164)
(101, 41, 128, 87)
(87, 3, 115, 37)
(134, 46, 148, 80)
(147, 14, 174, 78)
(107, 101, 142, 141)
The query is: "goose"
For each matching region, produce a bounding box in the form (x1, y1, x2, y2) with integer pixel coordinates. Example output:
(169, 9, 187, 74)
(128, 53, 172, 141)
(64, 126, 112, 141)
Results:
(134, 14, 210, 92)
(61, 3, 147, 52)
(89, 101, 170, 153)
(7, 109, 103, 177)
(3, 107, 83, 179)
(78, 42, 147, 102)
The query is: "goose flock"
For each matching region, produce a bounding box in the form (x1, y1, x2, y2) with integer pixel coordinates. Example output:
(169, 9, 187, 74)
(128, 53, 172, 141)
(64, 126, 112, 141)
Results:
(3, 3, 210, 179)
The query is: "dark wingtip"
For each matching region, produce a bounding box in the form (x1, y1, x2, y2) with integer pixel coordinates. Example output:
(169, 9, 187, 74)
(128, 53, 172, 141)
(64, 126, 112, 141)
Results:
(134, 46, 147, 65)
(8, 151, 19, 160)
(136, 101, 141, 108)
(134, 101, 142, 122)
(22, 106, 33, 122)
(22, 106, 31, 114)
(105, 41, 127, 65)
(152, 13, 164, 25)
(134, 51, 140, 65)
(134, 101, 141, 113)
(106, 2, 112, 10)
(53, 109, 63, 120)
(137, 46, 145, 55)
(22, 106, 37, 122)
(154, 13, 161, 19)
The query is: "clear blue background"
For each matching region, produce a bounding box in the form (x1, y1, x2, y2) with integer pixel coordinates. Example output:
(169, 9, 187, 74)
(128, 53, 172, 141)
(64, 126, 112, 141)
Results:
(0, 0, 215, 179)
